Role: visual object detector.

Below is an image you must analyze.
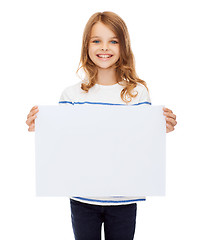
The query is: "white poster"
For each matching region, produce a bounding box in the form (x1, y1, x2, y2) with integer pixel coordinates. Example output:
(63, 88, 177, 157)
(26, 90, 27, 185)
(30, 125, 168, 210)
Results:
(35, 105, 166, 196)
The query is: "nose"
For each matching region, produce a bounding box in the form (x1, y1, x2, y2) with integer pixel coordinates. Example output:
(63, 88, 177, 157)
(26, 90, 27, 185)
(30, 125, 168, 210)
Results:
(101, 43, 108, 51)
(102, 47, 108, 51)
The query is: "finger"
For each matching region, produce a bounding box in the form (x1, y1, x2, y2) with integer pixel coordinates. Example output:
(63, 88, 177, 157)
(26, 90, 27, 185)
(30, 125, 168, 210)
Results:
(28, 126, 35, 132)
(27, 108, 39, 119)
(31, 105, 38, 111)
(28, 123, 35, 131)
(26, 115, 37, 126)
(27, 105, 38, 115)
(163, 107, 173, 113)
(163, 112, 176, 120)
(26, 115, 37, 125)
(166, 123, 174, 133)
(166, 117, 177, 127)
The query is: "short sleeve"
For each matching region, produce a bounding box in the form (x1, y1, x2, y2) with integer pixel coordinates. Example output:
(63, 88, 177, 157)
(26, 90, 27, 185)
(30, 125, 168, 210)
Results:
(58, 88, 73, 105)
(138, 84, 152, 104)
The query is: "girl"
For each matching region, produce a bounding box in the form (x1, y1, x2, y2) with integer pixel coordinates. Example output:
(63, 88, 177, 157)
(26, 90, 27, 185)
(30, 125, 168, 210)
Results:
(26, 11, 177, 240)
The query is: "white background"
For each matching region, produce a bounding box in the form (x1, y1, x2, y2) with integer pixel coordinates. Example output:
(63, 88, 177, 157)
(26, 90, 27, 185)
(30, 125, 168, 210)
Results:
(0, 0, 209, 239)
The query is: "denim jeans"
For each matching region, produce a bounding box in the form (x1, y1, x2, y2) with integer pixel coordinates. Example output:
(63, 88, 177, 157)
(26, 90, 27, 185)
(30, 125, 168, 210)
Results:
(70, 199, 137, 240)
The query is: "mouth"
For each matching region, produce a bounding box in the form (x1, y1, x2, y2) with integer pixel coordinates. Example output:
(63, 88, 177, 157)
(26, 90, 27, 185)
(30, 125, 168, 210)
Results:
(96, 54, 113, 59)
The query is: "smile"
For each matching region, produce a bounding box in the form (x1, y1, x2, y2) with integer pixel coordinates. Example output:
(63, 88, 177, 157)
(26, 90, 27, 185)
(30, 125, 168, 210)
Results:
(97, 54, 113, 58)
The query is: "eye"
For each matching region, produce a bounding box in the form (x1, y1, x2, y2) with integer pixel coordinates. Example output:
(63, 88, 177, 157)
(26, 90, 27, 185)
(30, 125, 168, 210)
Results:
(93, 40, 100, 43)
(111, 40, 118, 44)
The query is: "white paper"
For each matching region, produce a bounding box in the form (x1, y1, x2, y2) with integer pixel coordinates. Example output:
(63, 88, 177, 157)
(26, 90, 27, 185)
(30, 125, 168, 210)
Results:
(35, 104, 166, 196)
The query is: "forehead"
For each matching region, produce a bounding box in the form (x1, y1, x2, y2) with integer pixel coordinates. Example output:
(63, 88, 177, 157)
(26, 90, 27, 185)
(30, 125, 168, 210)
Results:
(90, 22, 117, 38)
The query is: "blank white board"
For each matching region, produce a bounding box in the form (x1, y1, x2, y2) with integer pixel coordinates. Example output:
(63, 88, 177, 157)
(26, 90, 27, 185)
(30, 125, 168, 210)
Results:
(35, 104, 166, 196)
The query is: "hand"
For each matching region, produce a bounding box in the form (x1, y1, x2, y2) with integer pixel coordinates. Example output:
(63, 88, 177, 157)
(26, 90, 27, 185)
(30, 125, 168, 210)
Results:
(163, 107, 177, 133)
(26, 105, 39, 132)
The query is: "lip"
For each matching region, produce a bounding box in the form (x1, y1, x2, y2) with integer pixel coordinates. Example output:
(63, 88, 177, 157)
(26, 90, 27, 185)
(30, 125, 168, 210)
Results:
(96, 54, 113, 60)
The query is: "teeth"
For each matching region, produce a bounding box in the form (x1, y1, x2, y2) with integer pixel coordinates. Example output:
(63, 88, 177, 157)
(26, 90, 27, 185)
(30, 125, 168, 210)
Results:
(98, 55, 112, 58)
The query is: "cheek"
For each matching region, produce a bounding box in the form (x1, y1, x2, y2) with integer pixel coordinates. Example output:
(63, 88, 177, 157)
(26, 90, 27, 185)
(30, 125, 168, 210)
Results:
(115, 46, 120, 58)
(88, 45, 97, 56)
(114, 44, 120, 53)
(118, 46, 122, 59)
(88, 47, 94, 59)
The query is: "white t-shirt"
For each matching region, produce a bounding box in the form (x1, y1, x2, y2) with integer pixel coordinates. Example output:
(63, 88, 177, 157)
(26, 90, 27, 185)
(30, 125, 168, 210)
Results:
(59, 80, 152, 205)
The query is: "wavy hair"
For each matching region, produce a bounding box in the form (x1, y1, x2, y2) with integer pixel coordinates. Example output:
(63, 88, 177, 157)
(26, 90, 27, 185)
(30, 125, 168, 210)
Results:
(77, 11, 149, 104)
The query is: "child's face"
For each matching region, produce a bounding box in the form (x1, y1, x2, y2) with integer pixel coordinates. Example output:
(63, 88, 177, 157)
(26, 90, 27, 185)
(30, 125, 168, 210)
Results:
(88, 22, 120, 70)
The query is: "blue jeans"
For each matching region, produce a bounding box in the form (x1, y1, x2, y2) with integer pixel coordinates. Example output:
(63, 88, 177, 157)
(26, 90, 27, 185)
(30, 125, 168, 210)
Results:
(70, 199, 137, 240)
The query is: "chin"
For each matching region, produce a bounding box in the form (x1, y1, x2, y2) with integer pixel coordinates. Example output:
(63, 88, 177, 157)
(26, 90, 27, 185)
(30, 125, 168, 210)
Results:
(95, 61, 118, 69)
(97, 64, 116, 70)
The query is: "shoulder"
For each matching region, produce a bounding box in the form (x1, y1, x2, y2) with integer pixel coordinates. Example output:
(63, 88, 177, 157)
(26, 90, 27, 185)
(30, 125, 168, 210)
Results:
(134, 82, 148, 91)
(133, 82, 149, 95)
(134, 82, 151, 103)
(59, 81, 83, 102)
(60, 81, 83, 96)
(61, 81, 82, 94)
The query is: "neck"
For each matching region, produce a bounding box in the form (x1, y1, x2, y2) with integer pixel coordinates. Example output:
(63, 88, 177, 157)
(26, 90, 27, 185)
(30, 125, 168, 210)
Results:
(96, 67, 118, 86)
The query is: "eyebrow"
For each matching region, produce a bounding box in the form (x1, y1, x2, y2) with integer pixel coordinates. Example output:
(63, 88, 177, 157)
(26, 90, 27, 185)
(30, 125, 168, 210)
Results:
(90, 36, 118, 39)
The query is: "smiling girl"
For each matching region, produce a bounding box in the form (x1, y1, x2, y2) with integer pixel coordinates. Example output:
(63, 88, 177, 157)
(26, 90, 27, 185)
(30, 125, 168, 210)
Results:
(26, 11, 177, 240)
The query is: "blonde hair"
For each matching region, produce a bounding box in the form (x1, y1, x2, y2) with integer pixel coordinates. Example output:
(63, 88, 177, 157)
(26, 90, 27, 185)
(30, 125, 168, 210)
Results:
(77, 11, 149, 104)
